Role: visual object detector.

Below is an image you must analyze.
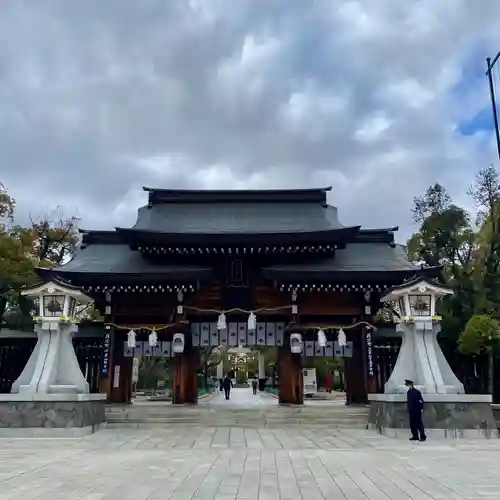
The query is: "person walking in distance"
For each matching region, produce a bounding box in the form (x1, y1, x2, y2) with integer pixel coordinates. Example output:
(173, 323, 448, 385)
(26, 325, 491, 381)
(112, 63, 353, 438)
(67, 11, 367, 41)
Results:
(223, 375, 233, 400)
(405, 379, 426, 441)
(251, 377, 258, 395)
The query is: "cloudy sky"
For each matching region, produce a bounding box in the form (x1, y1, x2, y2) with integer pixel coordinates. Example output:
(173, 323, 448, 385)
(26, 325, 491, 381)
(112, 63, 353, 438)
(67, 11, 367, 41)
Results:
(1, 0, 500, 242)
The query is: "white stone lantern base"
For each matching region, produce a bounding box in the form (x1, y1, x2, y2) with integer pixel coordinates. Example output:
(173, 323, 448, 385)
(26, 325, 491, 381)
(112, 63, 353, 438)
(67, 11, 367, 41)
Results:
(11, 321, 90, 395)
(384, 319, 464, 395)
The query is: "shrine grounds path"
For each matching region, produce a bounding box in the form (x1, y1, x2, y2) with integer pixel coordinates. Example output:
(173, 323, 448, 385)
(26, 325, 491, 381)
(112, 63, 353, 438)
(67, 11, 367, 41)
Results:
(1, 390, 500, 500)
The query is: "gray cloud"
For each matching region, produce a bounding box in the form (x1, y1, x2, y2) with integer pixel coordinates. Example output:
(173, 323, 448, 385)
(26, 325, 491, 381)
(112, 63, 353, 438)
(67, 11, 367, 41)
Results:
(1, 0, 500, 241)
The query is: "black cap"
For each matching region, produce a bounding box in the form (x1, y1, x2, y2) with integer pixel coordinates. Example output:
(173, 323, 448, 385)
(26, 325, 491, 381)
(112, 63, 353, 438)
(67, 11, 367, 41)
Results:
(404, 379, 414, 385)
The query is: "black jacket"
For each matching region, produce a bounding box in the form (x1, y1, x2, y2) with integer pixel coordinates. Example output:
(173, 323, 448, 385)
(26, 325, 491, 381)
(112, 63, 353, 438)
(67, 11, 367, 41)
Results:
(407, 387, 424, 413)
(223, 377, 233, 390)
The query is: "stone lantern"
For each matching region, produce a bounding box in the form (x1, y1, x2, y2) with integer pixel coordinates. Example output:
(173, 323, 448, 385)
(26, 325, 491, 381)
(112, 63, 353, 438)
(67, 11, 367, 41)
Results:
(11, 280, 93, 395)
(380, 276, 460, 394)
(367, 275, 497, 437)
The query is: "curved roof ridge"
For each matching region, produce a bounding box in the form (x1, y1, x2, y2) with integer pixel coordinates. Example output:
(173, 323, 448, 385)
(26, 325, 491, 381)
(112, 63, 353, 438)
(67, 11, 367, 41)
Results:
(143, 186, 332, 205)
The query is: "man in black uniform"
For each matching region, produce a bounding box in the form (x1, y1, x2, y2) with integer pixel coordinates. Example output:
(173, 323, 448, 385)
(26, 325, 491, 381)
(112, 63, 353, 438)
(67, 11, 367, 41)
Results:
(223, 375, 233, 400)
(405, 379, 426, 441)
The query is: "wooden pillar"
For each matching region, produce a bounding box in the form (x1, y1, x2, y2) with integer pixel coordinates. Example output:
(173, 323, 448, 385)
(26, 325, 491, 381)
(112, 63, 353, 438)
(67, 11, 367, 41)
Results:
(344, 328, 367, 404)
(172, 341, 198, 404)
(109, 329, 131, 403)
(278, 343, 303, 405)
(171, 289, 198, 404)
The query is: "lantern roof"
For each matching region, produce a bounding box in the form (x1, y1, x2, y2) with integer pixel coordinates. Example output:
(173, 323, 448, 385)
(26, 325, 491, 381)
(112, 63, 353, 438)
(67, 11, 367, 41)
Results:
(21, 278, 92, 304)
(380, 275, 453, 303)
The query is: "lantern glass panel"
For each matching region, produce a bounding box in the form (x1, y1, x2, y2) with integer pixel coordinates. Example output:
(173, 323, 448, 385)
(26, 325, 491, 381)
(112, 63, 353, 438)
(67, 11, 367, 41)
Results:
(33, 298, 40, 316)
(67, 297, 77, 317)
(409, 294, 431, 316)
(43, 295, 65, 317)
(397, 297, 406, 317)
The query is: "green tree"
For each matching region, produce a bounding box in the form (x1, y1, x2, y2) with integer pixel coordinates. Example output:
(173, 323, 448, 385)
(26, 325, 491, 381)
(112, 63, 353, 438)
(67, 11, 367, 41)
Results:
(459, 314, 500, 395)
(200, 346, 227, 388)
(406, 183, 476, 340)
(137, 356, 172, 391)
(468, 165, 500, 314)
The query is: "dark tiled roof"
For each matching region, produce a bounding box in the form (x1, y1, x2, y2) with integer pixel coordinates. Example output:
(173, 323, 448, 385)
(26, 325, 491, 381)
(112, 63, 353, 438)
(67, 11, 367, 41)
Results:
(262, 243, 423, 281)
(42, 244, 211, 281)
(132, 202, 347, 234)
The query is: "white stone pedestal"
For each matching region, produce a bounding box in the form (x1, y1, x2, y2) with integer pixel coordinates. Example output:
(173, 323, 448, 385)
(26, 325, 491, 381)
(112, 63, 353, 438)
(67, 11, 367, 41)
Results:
(384, 319, 464, 394)
(11, 321, 90, 395)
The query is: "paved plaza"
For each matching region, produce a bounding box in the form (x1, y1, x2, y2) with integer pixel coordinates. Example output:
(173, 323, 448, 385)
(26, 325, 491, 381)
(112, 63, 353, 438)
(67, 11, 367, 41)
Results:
(1, 389, 500, 500)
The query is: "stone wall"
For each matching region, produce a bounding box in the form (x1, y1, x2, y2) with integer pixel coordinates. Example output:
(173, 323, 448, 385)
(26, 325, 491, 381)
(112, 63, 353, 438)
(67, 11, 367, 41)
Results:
(368, 400, 497, 434)
(0, 400, 105, 428)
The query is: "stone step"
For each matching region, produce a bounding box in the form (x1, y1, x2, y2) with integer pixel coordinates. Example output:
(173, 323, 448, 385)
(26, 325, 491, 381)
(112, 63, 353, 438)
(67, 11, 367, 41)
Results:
(104, 414, 368, 423)
(104, 408, 369, 428)
(104, 407, 368, 415)
(105, 410, 368, 417)
(104, 403, 370, 429)
(105, 420, 369, 429)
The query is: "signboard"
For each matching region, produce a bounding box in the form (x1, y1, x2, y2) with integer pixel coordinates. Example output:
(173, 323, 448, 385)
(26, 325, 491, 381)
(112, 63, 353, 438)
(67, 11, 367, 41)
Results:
(113, 365, 121, 388)
(302, 368, 317, 395)
(102, 332, 110, 376)
(132, 358, 139, 383)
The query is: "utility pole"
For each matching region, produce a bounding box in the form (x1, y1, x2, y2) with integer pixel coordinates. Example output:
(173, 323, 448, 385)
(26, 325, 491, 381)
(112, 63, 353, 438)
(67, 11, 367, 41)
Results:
(486, 53, 500, 162)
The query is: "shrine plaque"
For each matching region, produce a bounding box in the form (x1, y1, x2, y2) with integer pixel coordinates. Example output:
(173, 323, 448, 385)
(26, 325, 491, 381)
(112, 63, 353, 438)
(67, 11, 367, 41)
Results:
(228, 322, 238, 346)
(191, 323, 200, 346)
(152, 344, 162, 357)
(247, 327, 256, 346)
(123, 343, 134, 358)
(304, 341, 315, 357)
(133, 341, 143, 357)
(219, 326, 228, 345)
(237, 323, 247, 346)
(256, 323, 266, 346)
(160, 341, 171, 358)
(265, 323, 276, 346)
(143, 342, 153, 357)
(314, 341, 324, 357)
(275, 323, 284, 346)
(343, 341, 354, 358)
(324, 341, 334, 357)
(200, 323, 210, 347)
(210, 323, 219, 346)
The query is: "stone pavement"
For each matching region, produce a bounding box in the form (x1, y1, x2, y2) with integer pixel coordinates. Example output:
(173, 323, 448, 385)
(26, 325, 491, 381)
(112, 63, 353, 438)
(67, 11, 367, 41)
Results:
(1, 426, 500, 500)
